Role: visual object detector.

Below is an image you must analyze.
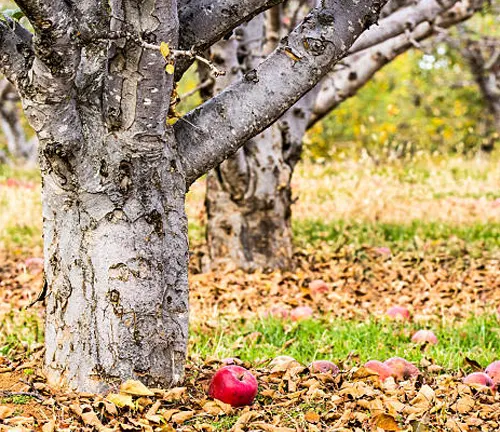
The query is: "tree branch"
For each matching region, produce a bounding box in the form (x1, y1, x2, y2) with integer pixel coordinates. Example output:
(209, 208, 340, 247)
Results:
(176, 0, 286, 78)
(14, 0, 80, 85)
(309, 0, 483, 127)
(0, 18, 34, 92)
(176, 0, 388, 185)
(349, 0, 458, 55)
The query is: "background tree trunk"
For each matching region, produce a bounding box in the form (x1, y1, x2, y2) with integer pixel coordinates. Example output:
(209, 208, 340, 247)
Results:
(204, 12, 315, 271)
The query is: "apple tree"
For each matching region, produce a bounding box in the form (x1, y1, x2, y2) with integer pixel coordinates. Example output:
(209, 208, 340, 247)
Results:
(0, 0, 391, 392)
(203, 0, 485, 270)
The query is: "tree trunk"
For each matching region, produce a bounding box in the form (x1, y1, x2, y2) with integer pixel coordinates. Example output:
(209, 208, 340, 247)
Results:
(204, 12, 314, 271)
(38, 113, 189, 393)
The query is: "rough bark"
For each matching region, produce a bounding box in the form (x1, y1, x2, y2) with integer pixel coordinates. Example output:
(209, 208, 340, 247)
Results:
(1, 0, 387, 392)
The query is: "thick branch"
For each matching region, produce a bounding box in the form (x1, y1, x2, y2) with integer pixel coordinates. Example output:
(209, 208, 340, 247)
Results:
(0, 18, 34, 91)
(309, 0, 485, 126)
(349, 0, 458, 55)
(15, 0, 80, 86)
(176, 0, 286, 78)
(176, 0, 388, 185)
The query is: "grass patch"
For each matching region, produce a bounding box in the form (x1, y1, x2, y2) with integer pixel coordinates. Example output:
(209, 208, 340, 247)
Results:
(190, 314, 500, 370)
(293, 219, 500, 252)
(0, 311, 43, 358)
(1, 394, 36, 405)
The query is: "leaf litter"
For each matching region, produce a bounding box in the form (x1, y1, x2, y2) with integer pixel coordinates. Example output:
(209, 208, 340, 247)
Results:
(1, 243, 500, 431)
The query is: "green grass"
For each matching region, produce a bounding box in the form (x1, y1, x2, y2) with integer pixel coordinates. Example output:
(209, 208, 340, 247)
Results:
(1, 394, 36, 405)
(190, 314, 500, 370)
(293, 219, 500, 252)
(0, 311, 43, 358)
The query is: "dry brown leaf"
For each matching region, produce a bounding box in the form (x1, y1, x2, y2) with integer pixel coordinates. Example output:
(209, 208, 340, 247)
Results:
(455, 395, 476, 414)
(41, 420, 55, 432)
(171, 410, 195, 424)
(120, 379, 155, 396)
(0, 406, 15, 420)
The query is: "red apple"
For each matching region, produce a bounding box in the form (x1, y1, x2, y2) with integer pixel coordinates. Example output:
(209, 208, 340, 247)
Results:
(266, 305, 289, 319)
(463, 372, 494, 389)
(310, 360, 339, 375)
(208, 366, 258, 407)
(309, 279, 329, 295)
(411, 330, 438, 345)
(386, 306, 410, 321)
(485, 361, 500, 387)
(364, 360, 393, 381)
(374, 247, 391, 256)
(290, 306, 313, 321)
(384, 357, 419, 381)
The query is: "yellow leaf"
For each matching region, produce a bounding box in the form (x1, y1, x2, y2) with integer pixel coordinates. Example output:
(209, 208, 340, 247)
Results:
(120, 379, 155, 396)
(106, 393, 134, 408)
(165, 63, 175, 74)
(167, 117, 178, 125)
(160, 41, 170, 58)
(374, 413, 400, 431)
(304, 411, 320, 423)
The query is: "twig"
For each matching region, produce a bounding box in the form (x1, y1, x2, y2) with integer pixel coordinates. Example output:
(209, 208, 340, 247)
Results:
(179, 78, 214, 101)
(139, 41, 226, 77)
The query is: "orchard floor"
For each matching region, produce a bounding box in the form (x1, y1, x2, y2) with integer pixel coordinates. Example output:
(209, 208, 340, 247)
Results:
(1, 155, 500, 431)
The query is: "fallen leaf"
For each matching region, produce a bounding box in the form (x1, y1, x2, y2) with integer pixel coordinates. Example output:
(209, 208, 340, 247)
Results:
(120, 379, 155, 396)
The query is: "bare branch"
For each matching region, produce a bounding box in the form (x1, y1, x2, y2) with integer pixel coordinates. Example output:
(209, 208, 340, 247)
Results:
(176, 0, 388, 185)
(349, 0, 458, 55)
(176, 0, 286, 78)
(0, 18, 34, 91)
(309, 0, 483, 127)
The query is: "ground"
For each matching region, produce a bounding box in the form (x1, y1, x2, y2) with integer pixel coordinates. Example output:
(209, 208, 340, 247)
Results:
(0, 155, 499, 431)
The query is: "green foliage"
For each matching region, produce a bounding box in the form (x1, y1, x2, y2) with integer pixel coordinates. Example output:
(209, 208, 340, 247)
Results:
(305, 48, 491, 161)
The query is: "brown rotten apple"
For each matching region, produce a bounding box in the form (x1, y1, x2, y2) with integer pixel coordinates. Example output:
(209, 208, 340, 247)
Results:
(384, 357, 419, 381)
(463, 372, 494, 389)
(386, 306, 410, 321)
(310, 360, 339, 374)
(411, 330, 438, 345)
(209, 366, 258, 407)
(485, 361, 500, 387)
(364, 360, 393, 381)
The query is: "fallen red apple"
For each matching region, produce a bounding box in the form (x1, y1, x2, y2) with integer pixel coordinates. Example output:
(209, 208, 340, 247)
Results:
(208, 365, 258, 407)
(290, 306, 313, 321)
(411, 330, 438, 345)
(309, 279, 329, 295)
(364, 360, 393, 381)
(386, 306, 410, 321)
(266, 305, 289, 319)
(485, 361, 500, 387)
(384, 357, 419, 381)
(310, 360, 339, 375)
(463, 372, 494, 389)
(374, 247, 391, 256)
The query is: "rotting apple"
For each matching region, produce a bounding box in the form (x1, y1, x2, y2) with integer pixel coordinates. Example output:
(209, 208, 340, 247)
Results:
(309, 279, 329, 295)
(310, 360, 339, 375)
(363, 360, 393, 381)
(463, 372, 494, 389)
(386, 306, 410, 321)
(290, 306, 313, 321)
(208, 365, 258, 407)
(384, 357, 419, 381)
(485, 361, 500, 387)
(411, 330, 438, 345)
